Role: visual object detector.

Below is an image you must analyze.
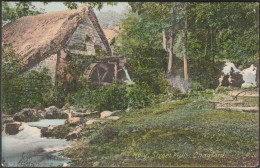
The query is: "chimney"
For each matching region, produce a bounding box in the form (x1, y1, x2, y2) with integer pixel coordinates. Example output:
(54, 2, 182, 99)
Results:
(115, 23, 120, 33)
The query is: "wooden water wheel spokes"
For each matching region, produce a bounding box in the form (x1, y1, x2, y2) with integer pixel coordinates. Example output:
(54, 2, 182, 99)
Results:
(97, 63, 108, 84)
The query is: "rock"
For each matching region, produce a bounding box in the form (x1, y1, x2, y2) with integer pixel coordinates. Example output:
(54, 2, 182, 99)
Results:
(230, 68, 244, 87)
(44, 106, 68, 119)
(65, 117, 81, 125)
(63, 163, 69, 167)
(37, 110, 46, 118)
(100, 111, 115, 119)
(82, 111, 100, 118)
(86, 119, 99, 125)
(2, 114, 14, 124)
(219, 68, 244, 87)
(2, 115, 14, 133)
(41, 126, 54, 137)
(5, 122, 23, 135)
(219, 74, 230, 87)
(107, 116, 120, 120)
(218, 62, 258, 88)
(13, 108, 42, 122)
(64, 109, 81, 125)
(65, 125, 83, 140)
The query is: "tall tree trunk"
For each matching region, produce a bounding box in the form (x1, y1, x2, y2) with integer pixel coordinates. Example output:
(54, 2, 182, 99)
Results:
(168, 30, 175, 74)
(162, 29, 167, 51)
(210, 29, 213, 63)
(206, 29, 211, 61)
(183, 15, 189, 81)
(213, 29, 217, 64)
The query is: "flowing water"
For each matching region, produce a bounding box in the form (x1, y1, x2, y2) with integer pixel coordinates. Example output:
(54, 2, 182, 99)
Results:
(124, 69, 135, 85)
(2, 119, 71, 167)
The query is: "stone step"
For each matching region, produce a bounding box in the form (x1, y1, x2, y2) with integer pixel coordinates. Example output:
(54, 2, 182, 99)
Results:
(216, 106, 259, 112)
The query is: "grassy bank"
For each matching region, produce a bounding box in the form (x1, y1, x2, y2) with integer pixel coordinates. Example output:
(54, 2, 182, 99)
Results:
(62, 98, 259, 167)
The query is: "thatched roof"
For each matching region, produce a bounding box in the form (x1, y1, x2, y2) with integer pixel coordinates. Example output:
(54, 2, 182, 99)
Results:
(2, 6, 111, 69)
(103, 29, 119, 44)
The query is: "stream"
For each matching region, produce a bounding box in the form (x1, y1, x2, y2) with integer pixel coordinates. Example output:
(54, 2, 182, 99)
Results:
(2, 119, 71, 167)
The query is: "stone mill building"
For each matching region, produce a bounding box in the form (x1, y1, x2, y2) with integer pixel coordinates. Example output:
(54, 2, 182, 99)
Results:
(2, 6, 128, 85)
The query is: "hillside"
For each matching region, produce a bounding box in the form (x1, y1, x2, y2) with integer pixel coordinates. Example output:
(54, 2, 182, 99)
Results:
(62, 88, 259, 167)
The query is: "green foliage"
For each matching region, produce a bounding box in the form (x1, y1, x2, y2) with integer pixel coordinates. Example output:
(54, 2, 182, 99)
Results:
(2, 2, 43, 22)
(63, 2, 117, 10)
(94, 83, 129, 111)
(2, 46, 55, 114)
(114, 13, 169, 97)
(215, 86, 233, 94)
(70, 83, 128, 112)
(126, 83, 157, 109)
(70, 80, 177, 112)
(2, 69, 54, 114)
(158, 87, 187, 102)
(121, 2, 259, 89)
(51, 124, 73, 139)
(68, 53, 96, 91)
(186, 2, 259, 87)
(189, 82, 214, 99)
(41, 124, 73, 139)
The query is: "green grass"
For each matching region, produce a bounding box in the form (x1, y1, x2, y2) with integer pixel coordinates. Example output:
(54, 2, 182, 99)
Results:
(215, 96, 258, 107)
(62, 99, 259, 167)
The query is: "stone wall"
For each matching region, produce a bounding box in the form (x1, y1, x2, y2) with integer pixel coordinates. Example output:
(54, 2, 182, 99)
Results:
(67, 15, 106, 56)
(27, 54, 57, 83)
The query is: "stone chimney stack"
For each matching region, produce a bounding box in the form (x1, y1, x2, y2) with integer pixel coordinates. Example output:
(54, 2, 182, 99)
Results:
(115, 23, 120, 33)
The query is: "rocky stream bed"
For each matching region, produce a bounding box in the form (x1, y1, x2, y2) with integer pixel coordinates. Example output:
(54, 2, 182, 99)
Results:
(2, 106, 120, 167)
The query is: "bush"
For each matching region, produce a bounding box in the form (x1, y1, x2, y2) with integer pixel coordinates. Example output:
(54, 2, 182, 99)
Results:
(158, 87, 187, 102)
(70, 83, 128, 112)
(215, 86, 233, 94)
(189, 82, 214, 99)
(2, 45, 56, 114)
(95, 83, 129, 111)
(2, 69, 54, 114)
(126, 83, 157, 109)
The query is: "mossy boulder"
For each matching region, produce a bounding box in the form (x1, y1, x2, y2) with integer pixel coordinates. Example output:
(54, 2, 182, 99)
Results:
(5, 122, 24, 135)
(13, 108, 42, 122)
(44, 106, 68, 119)
(41, 124, 73, 139)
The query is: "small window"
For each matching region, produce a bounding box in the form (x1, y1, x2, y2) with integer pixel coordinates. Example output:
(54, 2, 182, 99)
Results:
(85, 35, 92, 42)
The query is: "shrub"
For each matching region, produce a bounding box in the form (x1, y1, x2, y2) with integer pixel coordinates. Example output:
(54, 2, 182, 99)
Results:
(126, 82, 157, 109)
(70, 83, 128, 112)
(2, 45, 56, 114)
(2, 69, 54, 114)
(189, 82, 214, 99)
(158, 87, 187, 102)
(215, 86, 233, 94)
(21, 69, 54, 108)
(95, 83, 128, 111)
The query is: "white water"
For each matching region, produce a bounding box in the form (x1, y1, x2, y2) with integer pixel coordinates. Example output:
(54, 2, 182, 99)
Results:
(2, 119, 71, 167)
(124, 69, 135, 85)
(27, 119, 66, 128)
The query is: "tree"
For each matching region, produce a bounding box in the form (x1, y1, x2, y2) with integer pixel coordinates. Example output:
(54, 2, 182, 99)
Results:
(2, 2, 117, 23)
(2, 1, 42, 24)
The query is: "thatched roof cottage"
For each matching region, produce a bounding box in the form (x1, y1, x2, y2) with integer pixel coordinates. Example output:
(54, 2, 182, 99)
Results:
(2, 6, 113, 83)
(103, 23, 120, 44)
